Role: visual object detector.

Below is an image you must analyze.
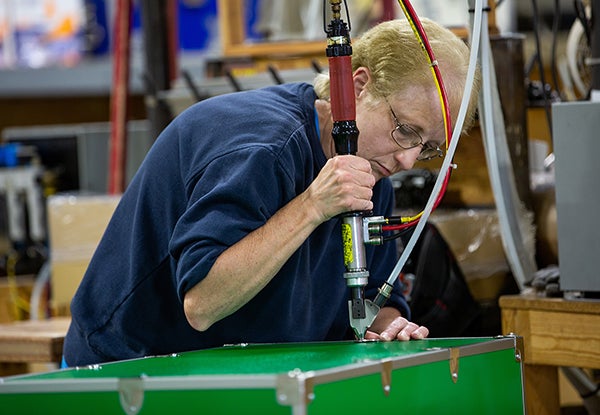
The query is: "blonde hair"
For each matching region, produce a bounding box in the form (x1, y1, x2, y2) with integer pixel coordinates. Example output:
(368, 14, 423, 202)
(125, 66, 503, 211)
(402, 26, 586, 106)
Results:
(314, 18, 480, 131)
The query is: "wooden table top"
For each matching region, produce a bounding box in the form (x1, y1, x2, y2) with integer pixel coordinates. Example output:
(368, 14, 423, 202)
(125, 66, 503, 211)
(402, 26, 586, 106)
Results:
(499, 294, 600, 314)
(0, 317, 70, 363)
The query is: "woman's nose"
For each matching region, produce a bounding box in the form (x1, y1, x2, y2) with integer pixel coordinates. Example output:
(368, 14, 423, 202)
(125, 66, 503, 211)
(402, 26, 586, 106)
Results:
(394, 146, 422, 170)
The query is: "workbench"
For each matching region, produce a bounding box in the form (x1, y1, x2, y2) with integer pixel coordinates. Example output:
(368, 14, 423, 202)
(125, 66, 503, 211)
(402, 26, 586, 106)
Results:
(500, 294, 600, 415)
(0, 317, 70, 376)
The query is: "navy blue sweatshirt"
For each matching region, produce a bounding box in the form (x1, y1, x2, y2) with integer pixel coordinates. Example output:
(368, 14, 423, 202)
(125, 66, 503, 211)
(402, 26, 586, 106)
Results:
(63, 83, 409, 366)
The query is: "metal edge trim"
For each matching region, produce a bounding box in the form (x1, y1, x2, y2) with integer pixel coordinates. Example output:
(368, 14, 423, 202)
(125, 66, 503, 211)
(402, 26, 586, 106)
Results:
(305, 336, 519, 386)
(0, 374, 278, 394)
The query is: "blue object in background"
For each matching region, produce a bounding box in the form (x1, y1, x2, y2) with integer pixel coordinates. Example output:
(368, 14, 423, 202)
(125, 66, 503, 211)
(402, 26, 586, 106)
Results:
(178, 0, 217, 51)
(178, 0, 265, 50)
(83, 0, 111, 55)
(82, 0, 265, 55)
(0, 144, 20, 167)
(244, 0, 263, 42)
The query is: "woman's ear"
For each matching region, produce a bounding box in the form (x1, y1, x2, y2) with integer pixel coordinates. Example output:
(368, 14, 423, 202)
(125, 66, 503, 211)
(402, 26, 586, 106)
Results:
(353, 67, 371, 98)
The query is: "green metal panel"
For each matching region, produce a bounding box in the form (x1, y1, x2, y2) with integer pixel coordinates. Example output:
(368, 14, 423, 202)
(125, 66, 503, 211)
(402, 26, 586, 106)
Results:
(307, 348, 523, 414)
(0, 337, 524, 415)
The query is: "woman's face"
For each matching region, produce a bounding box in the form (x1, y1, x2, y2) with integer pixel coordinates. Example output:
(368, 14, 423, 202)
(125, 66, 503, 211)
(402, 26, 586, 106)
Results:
(355, 84, 445, 182)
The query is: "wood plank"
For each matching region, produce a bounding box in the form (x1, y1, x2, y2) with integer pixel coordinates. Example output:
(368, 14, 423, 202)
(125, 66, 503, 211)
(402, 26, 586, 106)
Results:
(223, 40, 325, 59)
(0, 317, 70, 363)
(217, 0, 245, 54)
(524, 365, 560, 415)
(499, 294, 600, 314)
(527, 309, 600, 368)
(500, 295, 600, 369)
(501, 307, 531, 339)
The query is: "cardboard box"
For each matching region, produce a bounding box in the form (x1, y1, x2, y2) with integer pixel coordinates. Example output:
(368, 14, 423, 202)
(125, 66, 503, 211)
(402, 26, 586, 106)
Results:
(429, 209, 530, 301)
(46, 194, 120, 314)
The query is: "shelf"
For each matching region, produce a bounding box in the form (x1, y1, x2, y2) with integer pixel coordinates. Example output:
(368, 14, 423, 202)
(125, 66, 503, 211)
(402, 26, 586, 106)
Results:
(0, 53, 209, 98)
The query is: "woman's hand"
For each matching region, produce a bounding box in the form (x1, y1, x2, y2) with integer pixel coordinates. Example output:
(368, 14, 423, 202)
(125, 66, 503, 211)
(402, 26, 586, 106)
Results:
(305, 155, 376, 222)
(364, 307, 429, 341)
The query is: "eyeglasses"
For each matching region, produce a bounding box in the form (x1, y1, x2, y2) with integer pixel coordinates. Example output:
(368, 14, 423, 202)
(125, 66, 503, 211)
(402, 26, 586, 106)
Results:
(387, 101, 444, 161)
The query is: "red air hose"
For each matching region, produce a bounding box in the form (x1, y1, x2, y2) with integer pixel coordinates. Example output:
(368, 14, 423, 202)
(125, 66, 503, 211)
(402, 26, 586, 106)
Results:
(108, 0, 132, 195)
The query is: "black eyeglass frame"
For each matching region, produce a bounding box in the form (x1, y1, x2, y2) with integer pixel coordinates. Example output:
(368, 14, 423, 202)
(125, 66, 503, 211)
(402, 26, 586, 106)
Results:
(386, 100, 444, 161)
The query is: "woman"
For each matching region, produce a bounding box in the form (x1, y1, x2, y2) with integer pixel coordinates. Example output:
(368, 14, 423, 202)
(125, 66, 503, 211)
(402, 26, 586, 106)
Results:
(63, 17, 479, 366)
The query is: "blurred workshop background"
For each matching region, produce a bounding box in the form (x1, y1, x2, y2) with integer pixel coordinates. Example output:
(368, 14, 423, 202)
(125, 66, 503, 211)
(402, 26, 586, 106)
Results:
(0, 1, 598, 413)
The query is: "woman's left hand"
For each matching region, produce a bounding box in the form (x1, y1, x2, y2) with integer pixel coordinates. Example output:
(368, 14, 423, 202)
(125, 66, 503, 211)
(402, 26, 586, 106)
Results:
(364, 306, 429, 341)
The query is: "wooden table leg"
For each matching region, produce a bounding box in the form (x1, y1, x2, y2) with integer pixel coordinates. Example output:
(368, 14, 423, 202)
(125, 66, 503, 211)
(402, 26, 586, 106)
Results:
(525, 364, 560, 415)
